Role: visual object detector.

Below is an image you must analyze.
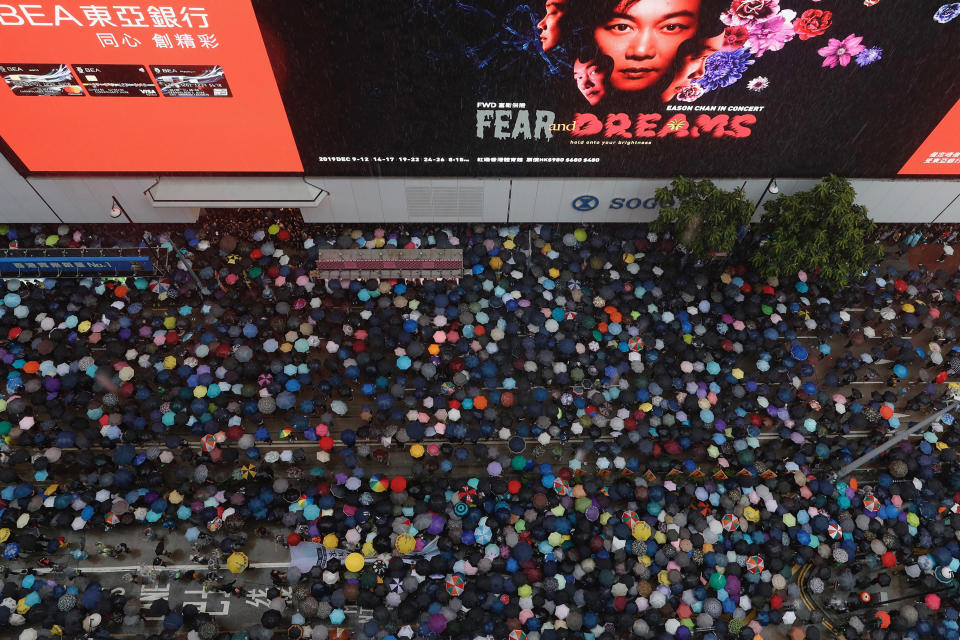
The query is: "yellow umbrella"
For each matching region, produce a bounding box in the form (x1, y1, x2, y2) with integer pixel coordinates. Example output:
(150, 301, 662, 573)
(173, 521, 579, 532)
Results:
(395, 533, 416, 554)
(0, 528, 9, 542)
(345, 552, 365, 573)
(226, 551, 249, 574)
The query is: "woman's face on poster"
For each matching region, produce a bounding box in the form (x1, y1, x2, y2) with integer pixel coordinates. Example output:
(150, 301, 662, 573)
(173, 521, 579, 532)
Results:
(593, 0, 701, 93)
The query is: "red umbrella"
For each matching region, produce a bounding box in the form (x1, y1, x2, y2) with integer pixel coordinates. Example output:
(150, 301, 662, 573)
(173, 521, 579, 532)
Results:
(925, 593, 941, 610)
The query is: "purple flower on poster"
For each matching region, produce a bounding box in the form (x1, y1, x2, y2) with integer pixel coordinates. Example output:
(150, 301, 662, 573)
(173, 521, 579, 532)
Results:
(855, 47, 883, 66)
(746, 11, 796, 57)
(694, 48, 755, 92)
(934, 3, 960, 23)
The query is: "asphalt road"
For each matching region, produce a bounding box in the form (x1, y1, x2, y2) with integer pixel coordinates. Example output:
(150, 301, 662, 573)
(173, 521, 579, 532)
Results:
(3, 246, 953, 638)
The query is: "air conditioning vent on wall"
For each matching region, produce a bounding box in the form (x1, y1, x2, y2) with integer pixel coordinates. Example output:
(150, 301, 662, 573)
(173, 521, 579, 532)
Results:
(405, 185, 484, 218)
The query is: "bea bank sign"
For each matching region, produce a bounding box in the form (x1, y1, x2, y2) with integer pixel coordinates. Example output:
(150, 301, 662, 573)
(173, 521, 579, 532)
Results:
(571, 195, 661, 213)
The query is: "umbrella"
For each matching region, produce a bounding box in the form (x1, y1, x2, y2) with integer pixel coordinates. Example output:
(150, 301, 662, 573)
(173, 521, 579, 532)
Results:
(863, 494, 880, 513)
(227, 551, 249, 574)
(150, 279, 171, 295)
(241, 464, 257, 479)
(473, 520, 493, 545)
(827, 522, 843, 540)
(3, 542, 20, 558)
(746, 555, 764, 574)
(57, 593, 77, 612)
(621, 510, 641, 528)
(445, 574, 465, 596)
(721, 513, 739, 532)
(201, 434, 217, 452)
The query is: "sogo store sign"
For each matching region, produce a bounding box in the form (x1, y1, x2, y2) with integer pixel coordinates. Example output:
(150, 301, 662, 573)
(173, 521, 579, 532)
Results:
(571, 194, 662, 213)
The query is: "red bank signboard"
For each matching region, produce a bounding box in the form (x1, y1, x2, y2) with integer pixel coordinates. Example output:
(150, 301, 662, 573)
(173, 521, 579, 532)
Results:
(0, 1, 302, 173)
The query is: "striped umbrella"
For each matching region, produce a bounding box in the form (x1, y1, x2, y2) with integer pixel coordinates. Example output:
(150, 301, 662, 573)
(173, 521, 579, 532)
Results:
(721, 513, 739, 532)
(863, 494, 880, 513)
(621, 510, 641, 529)
(746, 555, 764, 574)
(200, 434, 217, 452)
(509, 631, 527, 640)
(827, 522, 843, 540)
(474, 519, 493, 545)
(627, 336, 644, 351)
(445, 574, 465, 596)
(553, 477, 571, 496)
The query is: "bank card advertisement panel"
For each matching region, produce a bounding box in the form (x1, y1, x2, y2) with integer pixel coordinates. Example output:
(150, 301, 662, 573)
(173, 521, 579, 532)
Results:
(0, 0, 301, 172)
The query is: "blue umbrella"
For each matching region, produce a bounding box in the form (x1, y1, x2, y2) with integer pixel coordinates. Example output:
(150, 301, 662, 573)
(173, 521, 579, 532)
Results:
(3, 543, 20, 559)
(163, 611, 184, 631)
(277, 392, 296, 410)
(397, 356, 411, 370)
(81, 584, 103, 610)
(243, 324, 258, 338)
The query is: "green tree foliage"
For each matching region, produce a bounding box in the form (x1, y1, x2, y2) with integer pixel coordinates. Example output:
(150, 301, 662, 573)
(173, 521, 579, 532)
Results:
(652, 177, 753, 258)
(750, 175, 884, 288)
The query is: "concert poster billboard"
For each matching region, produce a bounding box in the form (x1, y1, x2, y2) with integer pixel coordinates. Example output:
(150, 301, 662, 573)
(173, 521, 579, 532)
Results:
(250, 0, 960, 178)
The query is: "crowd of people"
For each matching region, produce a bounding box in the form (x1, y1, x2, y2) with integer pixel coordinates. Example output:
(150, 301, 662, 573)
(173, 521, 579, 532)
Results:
(0, 216, 959, 640)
